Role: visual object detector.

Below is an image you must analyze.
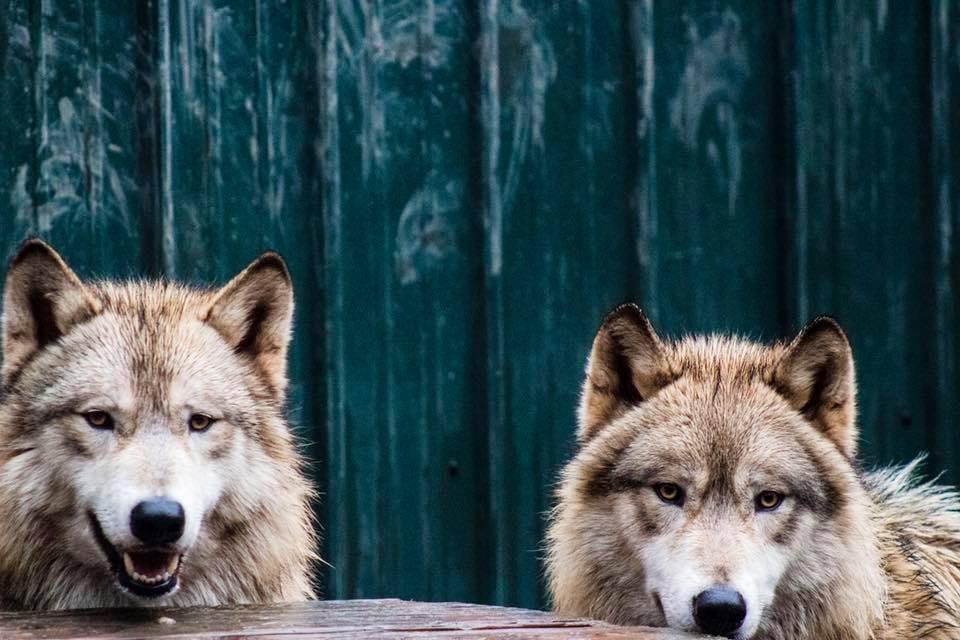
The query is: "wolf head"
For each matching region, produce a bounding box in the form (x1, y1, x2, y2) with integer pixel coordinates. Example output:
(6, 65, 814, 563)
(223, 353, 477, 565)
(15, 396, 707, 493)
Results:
(547, 305, 885, 639)
(0, 240, 316, 609)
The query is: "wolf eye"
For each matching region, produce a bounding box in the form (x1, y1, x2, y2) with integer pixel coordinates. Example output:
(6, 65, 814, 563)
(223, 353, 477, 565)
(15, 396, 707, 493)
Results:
(654, 483, 684, 505)
(756, 491, 784, 511)
(188, 414, 215, 432)
(84, 410, 114, 430)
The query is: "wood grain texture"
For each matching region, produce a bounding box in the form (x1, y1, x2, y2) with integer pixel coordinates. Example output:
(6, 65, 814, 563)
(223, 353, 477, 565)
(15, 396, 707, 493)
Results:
(787, 1, 946, 476)
(930, 0, 959, 483)
(319, 0, 485, 601)
(0, 600, 705, 639)
(646, 1, 783, 338)
(480, 0, 640, 607)
(0, 0, 150, 274)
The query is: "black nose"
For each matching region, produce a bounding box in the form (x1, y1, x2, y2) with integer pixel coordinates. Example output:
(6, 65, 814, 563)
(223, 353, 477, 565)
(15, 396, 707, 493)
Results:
(130, 499, 185, 546)
(693, 586, 747, 636)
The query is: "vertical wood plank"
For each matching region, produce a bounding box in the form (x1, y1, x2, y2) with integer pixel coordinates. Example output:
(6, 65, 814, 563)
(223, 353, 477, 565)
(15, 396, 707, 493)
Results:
(0, 0, 957, 611)
(0, 0, 37, 258)
(930, 0, 959, 479)
(628, 0, 659, 320)
(648, 0, 782, 338)
(318, 0, 348, 599)
(788, 1, 939, 475)
(381, 0, 484, 602)
(477, 0, 506, 607)
(320, 0, 485, 601)
(158, 0, 215, 280)
(158, 0, 322, 412)
(319, 0, 390, 598)
(482, 0, 638, 607)
(2, 0, 149, 274)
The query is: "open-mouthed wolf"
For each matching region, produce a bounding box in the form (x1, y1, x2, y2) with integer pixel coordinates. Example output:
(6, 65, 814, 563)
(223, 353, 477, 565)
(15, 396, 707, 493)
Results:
(547, 304, 960, 639)
(0, 239, 316, 609)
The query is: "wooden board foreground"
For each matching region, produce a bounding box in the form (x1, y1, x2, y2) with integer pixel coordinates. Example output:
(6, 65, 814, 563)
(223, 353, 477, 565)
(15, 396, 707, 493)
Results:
(0, 599, 706, 639)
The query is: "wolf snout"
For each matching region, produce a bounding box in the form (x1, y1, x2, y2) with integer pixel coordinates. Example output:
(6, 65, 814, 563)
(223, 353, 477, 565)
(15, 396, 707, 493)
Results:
(130, 499, 185, 546)
(693, 586, 746, 637)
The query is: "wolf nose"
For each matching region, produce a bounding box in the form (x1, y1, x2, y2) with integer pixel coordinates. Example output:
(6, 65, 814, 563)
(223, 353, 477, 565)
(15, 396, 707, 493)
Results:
(130, 499, 185, 546)
(693, 586, 746, 636)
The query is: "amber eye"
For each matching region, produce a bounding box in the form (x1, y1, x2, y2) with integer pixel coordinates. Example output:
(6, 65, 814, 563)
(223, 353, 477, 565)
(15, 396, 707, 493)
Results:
(188, 414, 215, 432)
(654, 483, 684, 505)
(756, 491, 784, 511)
(84, 410, 114, 430)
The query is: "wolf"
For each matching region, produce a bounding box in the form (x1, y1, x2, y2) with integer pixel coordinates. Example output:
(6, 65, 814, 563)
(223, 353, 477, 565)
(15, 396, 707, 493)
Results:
(0, 239, 317, 610)
(547, 304, 960, 639)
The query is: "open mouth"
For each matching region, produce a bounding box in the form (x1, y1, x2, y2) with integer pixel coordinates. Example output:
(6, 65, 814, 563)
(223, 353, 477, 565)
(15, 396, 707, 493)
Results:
(87, 512, 182, 598)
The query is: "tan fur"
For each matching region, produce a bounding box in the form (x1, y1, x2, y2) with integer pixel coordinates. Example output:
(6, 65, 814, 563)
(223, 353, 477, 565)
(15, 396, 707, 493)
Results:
(0, 240, 318, 610)
(547, 304, 960, 639)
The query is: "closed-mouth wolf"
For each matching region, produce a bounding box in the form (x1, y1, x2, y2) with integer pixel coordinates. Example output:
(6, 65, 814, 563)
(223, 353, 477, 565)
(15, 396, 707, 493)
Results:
(0, 240, 316, 609)
(547, 304, 960, 639)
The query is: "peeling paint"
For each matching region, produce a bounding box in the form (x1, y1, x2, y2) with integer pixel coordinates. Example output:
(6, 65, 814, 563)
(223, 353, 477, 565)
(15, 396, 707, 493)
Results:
(11, 24, 30, 49)
(877, 0, 888, 31)
(480, 0, 502, 278)
(669, 9, 748, 216)
(379, 0, 458, 69)
(395, 174, 461, 285)
(630, 0, 658, 314)
(264, 66, 293, 220)
(337, 1, 465, 182)
(497, 1, 556, 213)
(582, 81, 615, 153)
(24, 96, 128, 234)
(11, 165, 32, 225)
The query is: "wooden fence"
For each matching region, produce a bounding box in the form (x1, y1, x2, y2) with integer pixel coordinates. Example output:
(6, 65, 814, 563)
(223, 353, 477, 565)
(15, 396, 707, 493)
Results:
(1, 0, 958, 608)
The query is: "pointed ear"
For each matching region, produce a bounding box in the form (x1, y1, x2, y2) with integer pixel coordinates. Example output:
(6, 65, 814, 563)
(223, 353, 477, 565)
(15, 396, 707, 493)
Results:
(773, 316, 857, 457)
(577, 304, 672, 443)
(205, 252, 294, 397)
(2, 239, 100, 384)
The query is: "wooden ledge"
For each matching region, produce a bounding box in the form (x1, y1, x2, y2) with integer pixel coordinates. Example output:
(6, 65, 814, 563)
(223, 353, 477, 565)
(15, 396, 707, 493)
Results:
(0, 599, 707, 639)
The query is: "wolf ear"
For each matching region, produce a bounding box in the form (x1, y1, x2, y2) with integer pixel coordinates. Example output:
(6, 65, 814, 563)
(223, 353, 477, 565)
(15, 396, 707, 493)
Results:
(774, 316, 857, 457)
(577, 304, 671, 443)
(206, 252, 294, 397)
(2, 239, 100, 385)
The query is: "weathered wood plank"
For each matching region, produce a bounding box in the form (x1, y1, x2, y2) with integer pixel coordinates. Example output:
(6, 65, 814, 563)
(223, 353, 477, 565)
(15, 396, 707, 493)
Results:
(0, 0, 36, 260)
(319, 0, 394, 598)
(788, 1, 941, 476)
(157, 0, 213, 280)
(644, 1, 783, 338)
(480, 0, 640, 607)
(0, 0, 956, 615)
(319, 0, 484, 602)
(1, 0, 149, 274)
(375, 0, 482, 603)
(0, 600, 704, 639)
(157, 0, 324, 447)
(930, 0, 959, 482)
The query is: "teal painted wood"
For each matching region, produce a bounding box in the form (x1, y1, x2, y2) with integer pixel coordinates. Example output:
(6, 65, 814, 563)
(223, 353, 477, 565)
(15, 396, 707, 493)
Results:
(647, 1, 783, 338)
(321, 0, 483, 601)
(0, 0, 35, 260)
(158, 0, 322, 430)
(0, 0, 958, 611)
(931, 0, 960, 485)
(481, 0, 641, 607)
(0, 0, 151, 275)
(788, 1, 949, 478)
